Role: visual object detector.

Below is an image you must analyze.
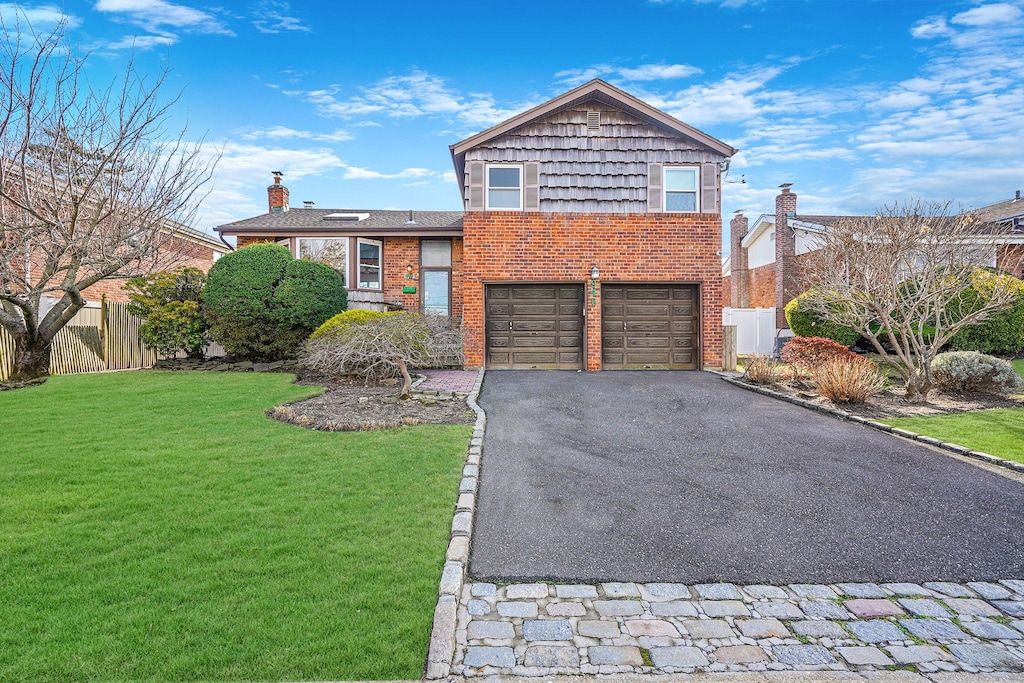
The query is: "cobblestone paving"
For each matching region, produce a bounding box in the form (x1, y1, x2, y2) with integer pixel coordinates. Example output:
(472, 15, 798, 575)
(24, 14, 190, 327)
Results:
(453, 581, 1024, 677)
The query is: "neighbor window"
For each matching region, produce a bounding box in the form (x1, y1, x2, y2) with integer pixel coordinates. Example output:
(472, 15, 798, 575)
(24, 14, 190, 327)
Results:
(486, 165, 522, 210)
(358, 239, 382, 289)
(664, 167, 699, 213)
(297, 238, 348, 276)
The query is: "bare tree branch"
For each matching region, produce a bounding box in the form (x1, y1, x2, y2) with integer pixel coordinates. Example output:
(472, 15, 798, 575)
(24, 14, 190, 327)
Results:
(800, 199, 1023, 401)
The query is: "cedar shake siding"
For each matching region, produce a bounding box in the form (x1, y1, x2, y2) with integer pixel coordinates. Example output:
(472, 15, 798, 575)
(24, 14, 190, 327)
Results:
(458, 102, 724, 213)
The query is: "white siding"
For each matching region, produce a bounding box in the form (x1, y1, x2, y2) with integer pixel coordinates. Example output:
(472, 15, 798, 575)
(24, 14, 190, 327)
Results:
(796, 229, 821, 255)
(747, 230, 775, 269)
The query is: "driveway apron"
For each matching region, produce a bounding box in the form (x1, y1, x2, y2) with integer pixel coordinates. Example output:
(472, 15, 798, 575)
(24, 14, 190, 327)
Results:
(471, 371, 1024, 584)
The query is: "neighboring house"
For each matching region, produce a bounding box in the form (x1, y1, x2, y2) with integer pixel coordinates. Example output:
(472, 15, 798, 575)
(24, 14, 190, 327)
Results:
(723, 186, 1024, 330)
(217, 79, 736, 370)
(79, 224, 228, 304)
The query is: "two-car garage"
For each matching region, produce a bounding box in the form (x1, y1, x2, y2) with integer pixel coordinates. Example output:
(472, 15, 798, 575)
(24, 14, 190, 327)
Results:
(484, 283, 700, 370)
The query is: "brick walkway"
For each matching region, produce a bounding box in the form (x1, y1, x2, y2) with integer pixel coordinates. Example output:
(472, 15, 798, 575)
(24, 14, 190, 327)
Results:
(453, 580, 1024, 677)
(417, 369, 480, 394)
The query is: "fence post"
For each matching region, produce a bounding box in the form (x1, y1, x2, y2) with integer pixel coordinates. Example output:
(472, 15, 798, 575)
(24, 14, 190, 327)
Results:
(101, 295, 110, 370)
(722, 325, 738, 372)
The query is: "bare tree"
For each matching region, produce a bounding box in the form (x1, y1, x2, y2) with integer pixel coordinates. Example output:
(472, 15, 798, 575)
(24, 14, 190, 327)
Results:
(0, 18, 215, 382)
(800, 200, 1022, 402)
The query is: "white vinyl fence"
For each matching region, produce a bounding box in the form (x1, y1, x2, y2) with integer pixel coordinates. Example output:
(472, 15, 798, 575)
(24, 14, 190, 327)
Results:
(723, 307, 777, 356)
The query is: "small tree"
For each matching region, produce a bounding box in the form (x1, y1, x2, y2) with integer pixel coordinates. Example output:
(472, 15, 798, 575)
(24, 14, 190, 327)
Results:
(800, 200, 1023, 402)
(0, 19, 214, 382)
(203, 243, 346, 361)
(124, 267, 208, 358)
(302, 313, 464, 398)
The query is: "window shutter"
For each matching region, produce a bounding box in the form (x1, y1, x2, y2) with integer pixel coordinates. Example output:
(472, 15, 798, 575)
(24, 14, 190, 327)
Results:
(468, 161, 484, 210)
(647, 163, 663, 212)
(701, 162, 718, 214)
(523, 162, 540, 211)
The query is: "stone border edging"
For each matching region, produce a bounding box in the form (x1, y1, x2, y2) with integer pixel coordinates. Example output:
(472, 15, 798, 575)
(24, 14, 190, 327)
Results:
(714, 373, 1024, 475)
(425, 368, 487, 679)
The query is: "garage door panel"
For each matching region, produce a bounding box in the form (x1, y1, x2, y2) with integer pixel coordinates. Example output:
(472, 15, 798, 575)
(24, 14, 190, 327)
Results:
(486, 284, 584, 370)
(602, 284, 698, 370)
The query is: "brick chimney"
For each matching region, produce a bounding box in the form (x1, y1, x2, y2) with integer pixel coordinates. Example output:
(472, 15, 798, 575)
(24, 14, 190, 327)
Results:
(729, 211, 750, 308)
(268, 171, 289, 213)
(774, 184, 798, 328)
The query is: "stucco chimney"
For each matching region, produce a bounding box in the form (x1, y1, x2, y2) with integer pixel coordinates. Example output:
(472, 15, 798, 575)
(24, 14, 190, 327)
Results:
(268, 171, 289, 213)
(729, 211, 750, 308)
(774, 184, 798, 328)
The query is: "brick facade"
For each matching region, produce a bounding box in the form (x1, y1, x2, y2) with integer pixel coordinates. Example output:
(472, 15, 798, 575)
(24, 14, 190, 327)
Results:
(749, 263, 776, 309)
(998, 244, 1024, 278)
(380, 237, 464, 319)
(462, 212, 723, 370)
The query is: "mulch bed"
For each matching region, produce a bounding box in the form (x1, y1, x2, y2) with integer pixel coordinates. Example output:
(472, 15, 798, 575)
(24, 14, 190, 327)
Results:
(270, 371, 475, 431)
(743, 376, 1024, 419)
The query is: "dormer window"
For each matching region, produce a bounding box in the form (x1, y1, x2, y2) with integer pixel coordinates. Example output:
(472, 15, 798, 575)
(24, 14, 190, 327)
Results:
(486, 165, 522, 210)
(664, 167, 699, 213)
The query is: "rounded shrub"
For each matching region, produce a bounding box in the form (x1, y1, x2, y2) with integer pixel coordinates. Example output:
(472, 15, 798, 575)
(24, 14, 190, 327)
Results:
(310, 309, 392, 341)
(932, 351, 1023, 395)
(948, 269, 1024, 356)
(780, 336, 860, 377)
(203, 243, 347, 361)
(785, 289, 860, 347)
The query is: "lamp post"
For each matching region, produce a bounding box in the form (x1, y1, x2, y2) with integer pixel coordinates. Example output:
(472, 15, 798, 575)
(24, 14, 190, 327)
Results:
(589, 264, 599, 306)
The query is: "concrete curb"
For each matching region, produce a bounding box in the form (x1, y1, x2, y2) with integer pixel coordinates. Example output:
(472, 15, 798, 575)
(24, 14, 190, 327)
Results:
(425, 368, 487, 679)
(715, 373, 1024, 476)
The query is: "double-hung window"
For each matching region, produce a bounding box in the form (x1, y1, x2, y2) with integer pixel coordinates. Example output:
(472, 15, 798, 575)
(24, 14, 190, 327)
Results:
(486, 165, 522, 210)
(664, 167, 699, 213)
(357, 239, 382, 290)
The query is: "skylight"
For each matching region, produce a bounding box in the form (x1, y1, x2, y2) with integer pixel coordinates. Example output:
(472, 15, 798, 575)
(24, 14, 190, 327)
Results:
(323, 213, 370, 221)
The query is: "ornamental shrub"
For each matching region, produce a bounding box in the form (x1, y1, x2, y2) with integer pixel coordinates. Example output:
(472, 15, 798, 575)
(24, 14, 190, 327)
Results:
(781, 336, 860, 378)
(124, 267, 209, 358)
(932, 351, 1023, 395)
(310, 309, 392, 341)
(948, 269, 1024, 355)
(203, 243, 347, 361)
(812, 356, 885, 403)
(785, 289, 860, 346)
(742, 354, 778, 385)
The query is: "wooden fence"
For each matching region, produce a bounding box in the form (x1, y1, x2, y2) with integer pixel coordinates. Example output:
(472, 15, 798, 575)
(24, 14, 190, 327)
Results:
(0, 299, 158, 381)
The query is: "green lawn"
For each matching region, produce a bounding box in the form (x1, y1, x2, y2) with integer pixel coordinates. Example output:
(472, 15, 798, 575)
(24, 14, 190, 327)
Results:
(0, 371, 470, 681)
(880, 359, 1024, 465)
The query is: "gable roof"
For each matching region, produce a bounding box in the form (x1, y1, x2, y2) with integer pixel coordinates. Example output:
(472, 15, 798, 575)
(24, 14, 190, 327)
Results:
(215, 209, 463, 237)
(969, 194, 1024, 227)
(449, 79, 737, 183)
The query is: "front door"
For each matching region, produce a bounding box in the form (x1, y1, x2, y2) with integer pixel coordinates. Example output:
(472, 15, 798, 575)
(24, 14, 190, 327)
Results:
(422, 270, 450, 316)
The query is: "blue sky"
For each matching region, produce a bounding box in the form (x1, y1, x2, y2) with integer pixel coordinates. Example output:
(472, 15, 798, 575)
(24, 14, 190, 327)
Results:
(4, 0, 1024, 251)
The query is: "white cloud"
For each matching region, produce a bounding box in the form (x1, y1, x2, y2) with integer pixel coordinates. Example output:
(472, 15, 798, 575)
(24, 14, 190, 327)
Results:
(555, 62, 702, 86)
(342, 166, 435, 180)
(285, 70, 537, 130)
(0, 3, 80, 28)
(911, 16, 952, 39)
(952, 3, 1022, 26)
(237, 125, 353, 143)
(250, 0, 309, 34)
(93, 0, 233, 48)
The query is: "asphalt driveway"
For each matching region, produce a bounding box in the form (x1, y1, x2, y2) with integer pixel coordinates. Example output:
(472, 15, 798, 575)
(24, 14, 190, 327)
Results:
(471, 371, 1024, 584)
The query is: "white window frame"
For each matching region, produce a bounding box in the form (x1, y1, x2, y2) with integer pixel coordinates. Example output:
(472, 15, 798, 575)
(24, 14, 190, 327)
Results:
(485, 164, 523, 211)
(663, 166, 700, 214)
(357, 238, 383, 291)
(296, 237, 350, 288)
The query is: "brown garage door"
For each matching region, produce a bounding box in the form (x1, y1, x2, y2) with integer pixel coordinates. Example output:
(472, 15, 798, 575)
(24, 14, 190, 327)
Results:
(485, 284, 584, 369)
(601, 284, 699, 369)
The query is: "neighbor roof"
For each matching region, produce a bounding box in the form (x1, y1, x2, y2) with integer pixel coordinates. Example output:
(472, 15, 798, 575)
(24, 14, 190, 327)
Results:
(970, 194, 1024, 226)
(449, 79, 738, 185)
(215, 209, 464, 237)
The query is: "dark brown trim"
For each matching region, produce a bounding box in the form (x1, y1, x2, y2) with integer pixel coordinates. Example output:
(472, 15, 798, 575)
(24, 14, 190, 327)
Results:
(218, 227, 463, 238)
(420, 239, 453, 316)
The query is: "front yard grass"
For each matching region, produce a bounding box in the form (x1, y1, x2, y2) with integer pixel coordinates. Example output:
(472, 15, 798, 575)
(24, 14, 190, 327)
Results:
(881, 409, 1024, 464)
(0, 371, 469, 681)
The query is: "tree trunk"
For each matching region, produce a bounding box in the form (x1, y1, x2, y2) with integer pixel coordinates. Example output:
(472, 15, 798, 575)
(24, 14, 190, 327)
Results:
(397, 357, 412, 400)
(902, 372, 933, 403)
(7, 335, 53, 383)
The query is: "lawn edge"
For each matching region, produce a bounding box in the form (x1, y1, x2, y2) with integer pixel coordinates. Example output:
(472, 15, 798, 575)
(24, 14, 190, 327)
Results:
(714, 372, 1024, 475)
(424, 368, 487, 680)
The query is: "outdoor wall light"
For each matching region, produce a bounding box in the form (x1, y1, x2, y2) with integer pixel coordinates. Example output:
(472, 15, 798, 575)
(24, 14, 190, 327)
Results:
(590, 264, 600, 280)
(405, 264, 415, 279)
